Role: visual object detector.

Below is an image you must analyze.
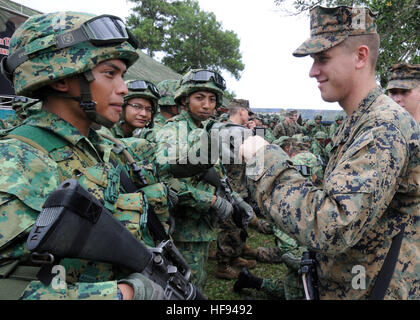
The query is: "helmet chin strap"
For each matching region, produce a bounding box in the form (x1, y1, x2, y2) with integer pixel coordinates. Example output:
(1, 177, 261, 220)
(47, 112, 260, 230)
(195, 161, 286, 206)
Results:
(75, 72, 115, 128)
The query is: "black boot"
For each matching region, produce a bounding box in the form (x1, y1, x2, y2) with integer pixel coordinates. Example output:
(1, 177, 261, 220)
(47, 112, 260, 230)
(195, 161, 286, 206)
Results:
(233, 268, 263, 293)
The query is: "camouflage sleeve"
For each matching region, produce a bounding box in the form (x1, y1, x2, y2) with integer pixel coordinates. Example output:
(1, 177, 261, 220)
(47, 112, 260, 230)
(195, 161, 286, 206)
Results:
(247, 123, 408, 254)
(155, 122, 213, 179)
(21, 281, 118, 300)
(156, 124, 215, 212)
(166, 177, 214, 213)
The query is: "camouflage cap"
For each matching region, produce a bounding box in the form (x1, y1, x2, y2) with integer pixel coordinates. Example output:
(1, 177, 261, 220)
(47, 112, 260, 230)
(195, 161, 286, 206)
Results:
(286, 110, 298, 118)
(228, 98, 254, 115)
(386, 63, 420, 90)
(293, 6, 377, 57)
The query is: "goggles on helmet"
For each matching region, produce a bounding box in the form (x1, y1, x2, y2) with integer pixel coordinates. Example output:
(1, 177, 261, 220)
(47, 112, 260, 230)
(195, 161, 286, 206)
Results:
(2, 14, 139, 78)
(127, 80, 161, 99)
(181, 70, 226, 90)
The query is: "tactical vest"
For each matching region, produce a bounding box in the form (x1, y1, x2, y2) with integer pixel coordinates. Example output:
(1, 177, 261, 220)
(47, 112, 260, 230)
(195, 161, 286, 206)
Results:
(0, 125, 169, 298)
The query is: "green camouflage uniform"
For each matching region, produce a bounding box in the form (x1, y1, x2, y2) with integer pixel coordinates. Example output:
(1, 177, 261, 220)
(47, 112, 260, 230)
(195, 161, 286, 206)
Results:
(156, 109, 220, 289)
(0, 111, 171, 299)
(0, 11, 170, 300)
(153, 113, 168, 129)
(328, 114, 345, 139)
(248, 6, 420, 299)
(211, 119, 253, 267)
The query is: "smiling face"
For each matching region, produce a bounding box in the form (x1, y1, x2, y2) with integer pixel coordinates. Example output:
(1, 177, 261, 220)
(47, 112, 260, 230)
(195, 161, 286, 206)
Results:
(124, 97, 153, 130)
(90, 59, 128, 124)
(309, 44, 356, 105)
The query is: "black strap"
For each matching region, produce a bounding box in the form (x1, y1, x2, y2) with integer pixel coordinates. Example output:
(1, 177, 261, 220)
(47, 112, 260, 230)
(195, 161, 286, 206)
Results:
(109, 159, 169, 242)
(368, 227, 405, 300)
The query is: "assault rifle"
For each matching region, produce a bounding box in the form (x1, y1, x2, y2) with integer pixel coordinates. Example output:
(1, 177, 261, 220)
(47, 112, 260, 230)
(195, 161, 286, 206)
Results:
(200, 167, 249, 240)
(26, 179, 206, 300)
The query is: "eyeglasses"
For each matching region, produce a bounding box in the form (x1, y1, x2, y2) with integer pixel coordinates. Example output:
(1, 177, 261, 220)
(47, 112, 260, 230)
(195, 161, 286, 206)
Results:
(3, 14, 139, 75)
(127, 80, 161, 99)
(181, 70, 226, 90)
(126, 103, 153, 113)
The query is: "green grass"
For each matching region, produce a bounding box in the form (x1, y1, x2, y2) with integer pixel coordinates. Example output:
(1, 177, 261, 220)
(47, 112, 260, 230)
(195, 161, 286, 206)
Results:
(203, 221, 287, 300)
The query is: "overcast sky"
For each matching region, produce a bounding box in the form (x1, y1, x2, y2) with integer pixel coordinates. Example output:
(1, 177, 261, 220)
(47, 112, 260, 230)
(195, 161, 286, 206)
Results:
(14, 0, 342, 110)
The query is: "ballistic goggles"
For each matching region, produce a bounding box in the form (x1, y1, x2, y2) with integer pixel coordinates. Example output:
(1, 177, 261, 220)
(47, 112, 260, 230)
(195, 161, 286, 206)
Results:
(2, 14, 139, 79)
(181, 70, 226, 90)
(127, 80, 161, 99)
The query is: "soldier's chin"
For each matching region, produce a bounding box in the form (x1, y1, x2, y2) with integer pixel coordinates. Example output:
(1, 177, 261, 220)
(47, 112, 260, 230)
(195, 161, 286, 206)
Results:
(191, 113, 209, 122)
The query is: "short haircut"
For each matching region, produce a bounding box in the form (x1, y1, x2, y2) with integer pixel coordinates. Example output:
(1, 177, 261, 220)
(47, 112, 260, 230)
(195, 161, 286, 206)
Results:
(341, 33, 380, 71)
(229, 105, 242, 116)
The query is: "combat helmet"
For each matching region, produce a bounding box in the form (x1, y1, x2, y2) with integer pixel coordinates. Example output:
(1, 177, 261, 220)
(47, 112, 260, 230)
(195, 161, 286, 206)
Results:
(335, 114, 345, 121)
(157, 79, 179, 107)
(314, 131, 328, 139)
(314, 114, 323, 121)
(1, 12, 139, 127)
(174, 69, 226, 107)
(122, 79, 160, 128)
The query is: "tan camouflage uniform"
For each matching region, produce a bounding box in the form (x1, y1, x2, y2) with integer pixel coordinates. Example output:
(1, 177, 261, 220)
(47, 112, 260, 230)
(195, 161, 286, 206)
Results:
(247, 6, 420, 299)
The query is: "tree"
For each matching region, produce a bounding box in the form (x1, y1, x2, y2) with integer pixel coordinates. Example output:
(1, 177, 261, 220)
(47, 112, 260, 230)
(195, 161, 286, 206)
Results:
(127, 0, 245, 80)
(274, 0, 420, 87)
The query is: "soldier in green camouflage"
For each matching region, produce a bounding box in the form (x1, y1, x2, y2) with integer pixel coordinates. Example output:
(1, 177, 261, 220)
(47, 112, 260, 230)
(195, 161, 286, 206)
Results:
(155, 69, 254, 289)
(102, 79, 159, 140)
(262, 117, 276, 143)
(0, 11, 172, 300)
(386, 63, 420, 123)
(154, 79, 181, 129)
(310, 131, 329, 166)
(302, 118, 315, 136)
(328, 113, 345, 138)
(241, 5, 420, 299)
(309, 113, 328, 137)
(210, 98, 261, 279)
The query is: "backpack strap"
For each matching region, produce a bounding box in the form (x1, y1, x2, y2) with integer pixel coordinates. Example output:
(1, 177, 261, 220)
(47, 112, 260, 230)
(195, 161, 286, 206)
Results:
(6, 125, 68, 154)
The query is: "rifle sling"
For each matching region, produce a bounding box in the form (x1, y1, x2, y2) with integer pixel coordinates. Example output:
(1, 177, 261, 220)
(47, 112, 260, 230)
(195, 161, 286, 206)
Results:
(109, 158, 168, 242)
(368, 227, 405, 300)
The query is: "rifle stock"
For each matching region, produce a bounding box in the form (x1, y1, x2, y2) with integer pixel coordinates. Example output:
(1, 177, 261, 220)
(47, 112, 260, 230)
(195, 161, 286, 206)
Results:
(27, 179, 206, 300)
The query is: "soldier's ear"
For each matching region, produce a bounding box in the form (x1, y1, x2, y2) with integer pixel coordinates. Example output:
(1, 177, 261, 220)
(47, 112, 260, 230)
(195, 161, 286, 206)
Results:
(355, 45, 369, 70)
(49, 78, 71, 93)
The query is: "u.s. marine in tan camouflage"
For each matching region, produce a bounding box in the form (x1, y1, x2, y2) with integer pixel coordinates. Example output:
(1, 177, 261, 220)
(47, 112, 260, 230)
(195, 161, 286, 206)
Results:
(241, 5, 420, 300)
(386, 63, 420, 123)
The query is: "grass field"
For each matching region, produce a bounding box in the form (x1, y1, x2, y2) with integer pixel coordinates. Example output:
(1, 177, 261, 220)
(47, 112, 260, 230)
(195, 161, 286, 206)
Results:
(203, 221, 287, 300)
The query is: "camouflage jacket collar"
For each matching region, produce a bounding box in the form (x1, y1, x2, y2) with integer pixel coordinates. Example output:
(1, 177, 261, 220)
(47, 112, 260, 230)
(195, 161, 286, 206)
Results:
(332, 86, 383, 145)
(154, 113, 167, 126)
(171, 109, 203, 129)
(25, 109, 103, 157)
(110, 123, 126, 138)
